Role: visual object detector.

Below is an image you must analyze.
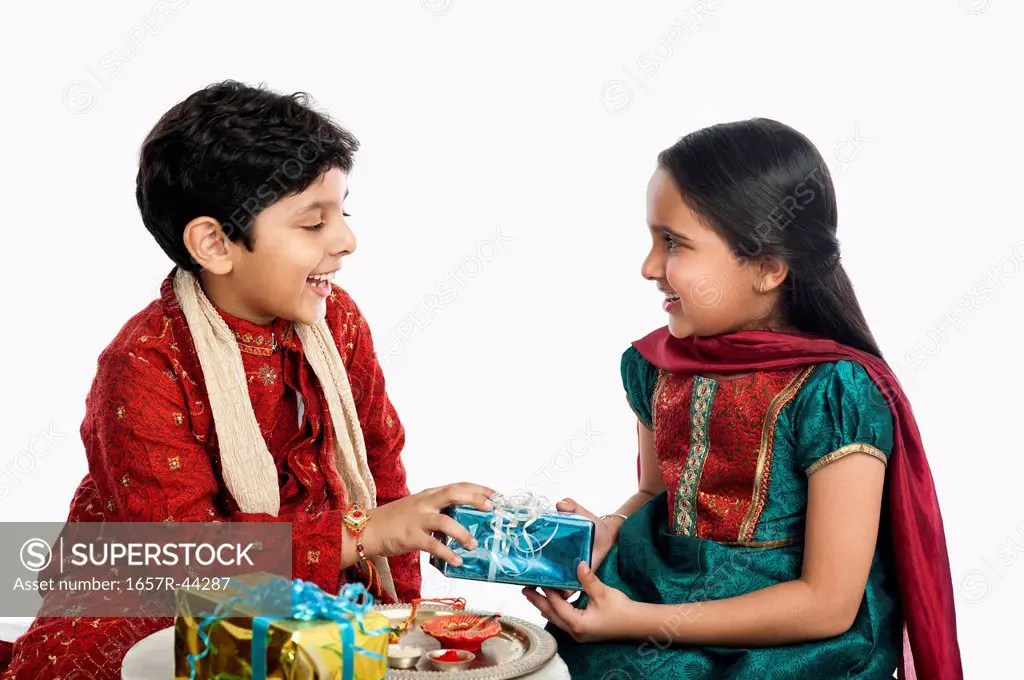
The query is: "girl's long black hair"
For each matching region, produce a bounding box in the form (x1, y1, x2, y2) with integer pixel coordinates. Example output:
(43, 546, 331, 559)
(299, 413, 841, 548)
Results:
(658, 118, 883, 358)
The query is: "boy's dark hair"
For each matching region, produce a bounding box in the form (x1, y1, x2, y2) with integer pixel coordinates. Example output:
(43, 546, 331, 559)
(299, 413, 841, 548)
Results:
(136, 80, 359, 271)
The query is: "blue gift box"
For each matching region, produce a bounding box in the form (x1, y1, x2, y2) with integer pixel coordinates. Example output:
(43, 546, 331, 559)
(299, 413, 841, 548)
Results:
(430, 501, 595, 590)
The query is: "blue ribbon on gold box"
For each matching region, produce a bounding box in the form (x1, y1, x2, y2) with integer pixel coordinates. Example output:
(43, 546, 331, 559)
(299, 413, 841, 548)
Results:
(176, 574, 390, 680)
(431, 491, 595, 590)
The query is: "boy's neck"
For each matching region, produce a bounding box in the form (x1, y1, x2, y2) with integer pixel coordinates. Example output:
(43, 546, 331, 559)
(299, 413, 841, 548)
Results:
(196, 269, 276, 327)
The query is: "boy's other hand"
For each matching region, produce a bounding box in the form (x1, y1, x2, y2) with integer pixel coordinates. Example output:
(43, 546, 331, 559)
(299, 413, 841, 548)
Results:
(362, 482, 495, 566)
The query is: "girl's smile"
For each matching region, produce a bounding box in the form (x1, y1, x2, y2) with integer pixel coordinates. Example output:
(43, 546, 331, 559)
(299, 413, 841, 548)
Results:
(659, 285, 681, 313)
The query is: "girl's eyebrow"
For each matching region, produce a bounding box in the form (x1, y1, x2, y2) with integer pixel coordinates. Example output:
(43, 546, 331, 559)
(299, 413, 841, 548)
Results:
(650, 223, 692, 240)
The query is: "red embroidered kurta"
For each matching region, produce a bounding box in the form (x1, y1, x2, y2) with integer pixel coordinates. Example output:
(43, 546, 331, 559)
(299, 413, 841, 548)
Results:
(0, 269, 421, 680)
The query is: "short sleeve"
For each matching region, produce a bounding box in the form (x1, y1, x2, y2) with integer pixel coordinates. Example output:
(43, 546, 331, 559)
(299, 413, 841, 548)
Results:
(789, 361, 894, 476)
(620, 346, 660, 430)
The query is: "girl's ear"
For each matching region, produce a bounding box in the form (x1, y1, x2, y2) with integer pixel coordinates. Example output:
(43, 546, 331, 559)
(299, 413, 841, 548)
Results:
(183, 216, 234, 275)
(757, 256, 789, 294)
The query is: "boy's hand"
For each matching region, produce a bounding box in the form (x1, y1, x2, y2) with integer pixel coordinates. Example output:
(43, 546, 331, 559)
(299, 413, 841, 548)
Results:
(361, 482, 495, 565)
(523, 562, 635, 643)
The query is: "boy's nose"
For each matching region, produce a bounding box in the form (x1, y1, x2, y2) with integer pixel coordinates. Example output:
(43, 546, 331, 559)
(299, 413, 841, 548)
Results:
(330, 218, 357, 257)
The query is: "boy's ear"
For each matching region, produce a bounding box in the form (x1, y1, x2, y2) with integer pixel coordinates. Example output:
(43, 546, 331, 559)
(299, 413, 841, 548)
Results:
(183, 216, 234, 275)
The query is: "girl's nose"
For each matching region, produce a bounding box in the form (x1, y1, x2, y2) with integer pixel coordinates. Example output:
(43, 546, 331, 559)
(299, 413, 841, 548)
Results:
(641, 247, 663, 281)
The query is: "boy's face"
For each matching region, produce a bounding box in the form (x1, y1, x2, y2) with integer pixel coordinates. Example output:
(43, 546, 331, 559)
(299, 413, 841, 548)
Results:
(212, 168, 356, 326)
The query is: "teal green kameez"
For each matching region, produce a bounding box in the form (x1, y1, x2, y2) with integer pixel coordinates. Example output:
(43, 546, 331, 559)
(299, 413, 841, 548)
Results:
(553, 348, 902, 679)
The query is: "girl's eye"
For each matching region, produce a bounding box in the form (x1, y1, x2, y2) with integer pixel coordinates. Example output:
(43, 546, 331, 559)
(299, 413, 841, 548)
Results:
(304, 222, 326, 232)
(664, 234, 681, 251)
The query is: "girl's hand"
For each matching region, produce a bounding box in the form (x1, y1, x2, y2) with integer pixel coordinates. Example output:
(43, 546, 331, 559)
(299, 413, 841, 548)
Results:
(361, 482, 495, 566)
(558, 498, 623, 572)
(552, 498, 623, 596)
(523, 562, 635, 643)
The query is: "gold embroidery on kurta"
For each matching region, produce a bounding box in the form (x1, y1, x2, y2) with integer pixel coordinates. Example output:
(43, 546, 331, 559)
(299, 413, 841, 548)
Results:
(249, 365, 277, 386)
(172, 412, 184, 425)
(674, 376, 718, 536)
(737, 367, 815, 542)
(120, 474, 131, 487)
(385, 414, 394, 428)
(651, 369, 668, 432)
(720, 537, 800, 548)
(115, 406, 126, 421)
(139, 317, 172, 344)
(307, 549, 320, 564)
(167, 456, 181, 471)
(171, 359, 197, 386)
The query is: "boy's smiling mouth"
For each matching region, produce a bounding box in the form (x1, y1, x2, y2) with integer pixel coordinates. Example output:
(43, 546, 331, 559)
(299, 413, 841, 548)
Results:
(306, 270, 336, 297)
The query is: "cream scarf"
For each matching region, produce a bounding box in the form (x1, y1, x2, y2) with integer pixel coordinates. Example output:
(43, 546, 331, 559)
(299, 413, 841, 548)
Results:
(172, 268, 396, 600)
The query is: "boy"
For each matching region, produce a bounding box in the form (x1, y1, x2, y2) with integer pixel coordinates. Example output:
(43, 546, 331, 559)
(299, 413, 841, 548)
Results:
(0, 80, 491, 679)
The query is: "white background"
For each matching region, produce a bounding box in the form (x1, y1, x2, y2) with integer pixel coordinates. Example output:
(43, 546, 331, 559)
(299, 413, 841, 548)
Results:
(1, 1, 1022, 676)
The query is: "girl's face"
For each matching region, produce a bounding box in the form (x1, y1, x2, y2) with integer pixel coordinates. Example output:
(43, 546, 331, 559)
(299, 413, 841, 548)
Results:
(642, 167, 780, 338)
(199, 168, 356, 326)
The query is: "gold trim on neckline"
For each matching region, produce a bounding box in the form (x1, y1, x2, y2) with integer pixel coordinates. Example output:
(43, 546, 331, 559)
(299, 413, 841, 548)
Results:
(737, 366, 816, 542)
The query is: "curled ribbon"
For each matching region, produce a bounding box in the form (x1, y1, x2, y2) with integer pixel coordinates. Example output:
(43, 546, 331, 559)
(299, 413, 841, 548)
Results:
(186, 578, 390, 680)
(484, 491, 560, 582)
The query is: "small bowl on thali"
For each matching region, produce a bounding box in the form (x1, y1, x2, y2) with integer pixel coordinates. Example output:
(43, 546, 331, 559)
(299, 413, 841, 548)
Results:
(426, 648, 476, 671)
(387, 643, 424, 669)
(419, 613, 503, 652)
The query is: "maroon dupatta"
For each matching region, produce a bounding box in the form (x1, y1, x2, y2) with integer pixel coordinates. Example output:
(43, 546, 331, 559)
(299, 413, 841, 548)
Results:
(633, 327, 963, 680)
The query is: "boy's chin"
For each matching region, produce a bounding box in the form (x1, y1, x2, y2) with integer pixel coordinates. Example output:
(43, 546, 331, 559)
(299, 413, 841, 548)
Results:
(289, 299, 328, 327)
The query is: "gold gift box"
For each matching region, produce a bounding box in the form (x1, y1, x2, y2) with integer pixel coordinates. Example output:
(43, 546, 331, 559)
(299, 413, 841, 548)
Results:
(174, 572, 389, 680)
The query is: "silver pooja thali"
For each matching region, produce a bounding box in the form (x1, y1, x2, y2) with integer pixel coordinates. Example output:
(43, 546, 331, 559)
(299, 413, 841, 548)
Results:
(375, 603, 558, 679)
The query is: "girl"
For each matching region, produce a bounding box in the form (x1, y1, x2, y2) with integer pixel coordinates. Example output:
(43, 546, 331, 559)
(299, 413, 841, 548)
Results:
(524, 119, 962, 679)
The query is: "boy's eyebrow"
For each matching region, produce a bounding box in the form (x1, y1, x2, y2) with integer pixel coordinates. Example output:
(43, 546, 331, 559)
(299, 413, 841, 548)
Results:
(292, 190, 349, 217)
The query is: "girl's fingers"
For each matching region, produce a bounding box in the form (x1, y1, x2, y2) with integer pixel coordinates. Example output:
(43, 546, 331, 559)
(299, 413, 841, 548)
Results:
(540, 587, 581, 623)
(577, 563, 609, 601)
(558, 498, 605, 525)
(556, 498, 578, 513)
(427, 514, 478, 551)
(522, 587, 572, 632)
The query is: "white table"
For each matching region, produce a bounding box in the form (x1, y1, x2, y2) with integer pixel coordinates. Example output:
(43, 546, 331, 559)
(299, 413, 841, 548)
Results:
(121, 626, 571, 679)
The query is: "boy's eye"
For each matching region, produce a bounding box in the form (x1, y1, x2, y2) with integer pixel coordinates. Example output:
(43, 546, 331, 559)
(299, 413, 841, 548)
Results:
(342, 212, 351, 218)
(304, 222, 326, 232)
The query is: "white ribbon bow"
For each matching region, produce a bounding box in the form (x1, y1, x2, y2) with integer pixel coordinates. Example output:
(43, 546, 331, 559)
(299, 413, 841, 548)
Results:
(483, 491, 559, 582)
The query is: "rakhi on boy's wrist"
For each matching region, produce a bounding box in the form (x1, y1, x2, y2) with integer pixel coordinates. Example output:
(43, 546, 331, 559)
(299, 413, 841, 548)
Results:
(343, 502, 381, 595)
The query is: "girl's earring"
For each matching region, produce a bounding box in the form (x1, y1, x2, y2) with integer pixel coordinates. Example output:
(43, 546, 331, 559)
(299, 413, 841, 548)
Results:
(756, 280, 766, 295)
